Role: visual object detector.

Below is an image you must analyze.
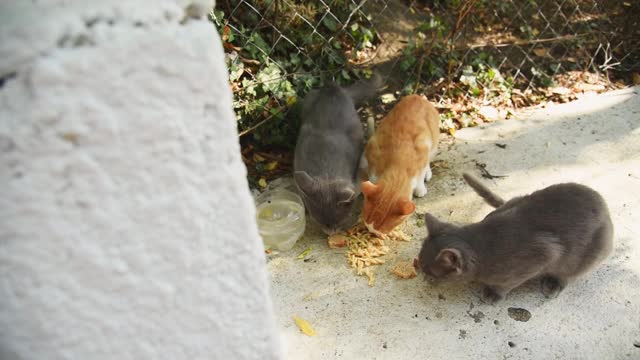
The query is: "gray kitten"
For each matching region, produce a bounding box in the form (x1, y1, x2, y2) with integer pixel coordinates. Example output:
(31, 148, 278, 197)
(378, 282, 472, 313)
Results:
(294, 74, 382, 235)
(416, 172, 613, 304)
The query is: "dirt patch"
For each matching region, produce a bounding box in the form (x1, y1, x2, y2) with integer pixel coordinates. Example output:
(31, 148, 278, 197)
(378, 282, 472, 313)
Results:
(468, 310, 485, 323)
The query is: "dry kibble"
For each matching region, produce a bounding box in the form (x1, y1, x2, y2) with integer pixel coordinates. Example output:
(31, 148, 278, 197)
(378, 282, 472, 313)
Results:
(327, 234, 348, 248)
(390, 261, 417, 279)
(341, 222, 411, 286)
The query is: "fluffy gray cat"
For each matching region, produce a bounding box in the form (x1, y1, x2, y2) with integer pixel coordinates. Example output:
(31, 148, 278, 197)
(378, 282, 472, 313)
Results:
(416, 172, 614, 304)
(294, 74, 382, 235)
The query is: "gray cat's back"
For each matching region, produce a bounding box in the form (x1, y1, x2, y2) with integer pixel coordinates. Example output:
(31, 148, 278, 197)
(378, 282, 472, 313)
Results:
(294, 83, 363, 179)
(482, 182, 613, 275)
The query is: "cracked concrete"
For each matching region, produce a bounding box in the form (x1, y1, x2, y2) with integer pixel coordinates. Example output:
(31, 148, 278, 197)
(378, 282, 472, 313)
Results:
(267, 86, 640, 360)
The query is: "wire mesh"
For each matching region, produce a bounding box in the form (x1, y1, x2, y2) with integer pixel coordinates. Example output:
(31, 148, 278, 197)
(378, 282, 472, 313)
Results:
(210, 0, 639, 143)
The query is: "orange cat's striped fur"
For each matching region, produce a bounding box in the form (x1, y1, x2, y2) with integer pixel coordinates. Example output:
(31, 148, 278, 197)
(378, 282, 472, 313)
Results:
(361, 95, 440, 235)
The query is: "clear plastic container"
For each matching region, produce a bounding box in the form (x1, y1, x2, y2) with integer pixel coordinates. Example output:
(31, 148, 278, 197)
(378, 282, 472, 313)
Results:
(255, 189, 306, 251)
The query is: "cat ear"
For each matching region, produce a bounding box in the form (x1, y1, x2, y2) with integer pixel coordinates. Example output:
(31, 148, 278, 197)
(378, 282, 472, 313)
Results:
(337, 187, 357, 205)
(436, 248, 463, 273)
(361, 181, 379, 198)
(424, 213, 450, 237)
(397, 199, 415, 215)
(294, 171, 315, 194)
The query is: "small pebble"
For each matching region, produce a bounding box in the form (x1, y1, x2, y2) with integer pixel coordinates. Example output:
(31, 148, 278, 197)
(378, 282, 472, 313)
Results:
(508, 341, 516, 348)
(508, 307, 532, 322)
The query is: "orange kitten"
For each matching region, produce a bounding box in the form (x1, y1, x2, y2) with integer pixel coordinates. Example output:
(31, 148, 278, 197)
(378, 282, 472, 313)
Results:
(361, 95, 440, 235)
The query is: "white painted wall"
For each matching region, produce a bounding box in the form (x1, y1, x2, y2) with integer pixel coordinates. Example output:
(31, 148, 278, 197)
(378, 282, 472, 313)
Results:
(0, 1, 281, 359)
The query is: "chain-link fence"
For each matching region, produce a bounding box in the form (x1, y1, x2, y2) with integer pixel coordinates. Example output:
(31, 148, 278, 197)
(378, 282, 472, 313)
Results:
(210, 0, 639, 152)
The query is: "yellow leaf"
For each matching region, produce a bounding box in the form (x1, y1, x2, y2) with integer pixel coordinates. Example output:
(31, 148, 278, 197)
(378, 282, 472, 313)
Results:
(296, 246, 312, 260)
(287, 96, 297, 106)
(253, 153, 266, 162)
(448, 127, 456, 136)
(60, 132, 79, 144)
(258, 177, 267, 188)
(293, 316, 316, 336)
(265, 161, 278, 171)
(533, 48, 547, 57)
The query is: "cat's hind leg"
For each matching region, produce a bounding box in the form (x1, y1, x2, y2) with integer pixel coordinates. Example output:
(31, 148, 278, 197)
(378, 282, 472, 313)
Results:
(413, 165, 429, 197)
(425, 162, 433, 182)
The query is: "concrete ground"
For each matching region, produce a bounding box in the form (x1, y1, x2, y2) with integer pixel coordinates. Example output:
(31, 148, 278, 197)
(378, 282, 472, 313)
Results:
(266, 86, 640, 360)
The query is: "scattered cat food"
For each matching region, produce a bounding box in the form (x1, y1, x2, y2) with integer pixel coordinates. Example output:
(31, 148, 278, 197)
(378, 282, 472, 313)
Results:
(293, 316, 316, 337)
(296, 247, 312, 260)
(343, 222, 410, 286)
(327, 234, 348, 248)
(507, 307, 532, 322)
(265, 248, 273, 255)
(390, 261, 417, 279)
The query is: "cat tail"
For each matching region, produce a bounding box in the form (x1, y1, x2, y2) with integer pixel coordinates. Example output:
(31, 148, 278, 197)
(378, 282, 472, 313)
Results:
(366, 117, 375, 139)
(344, 72, 383, 106)
(462, 172, 505, 208)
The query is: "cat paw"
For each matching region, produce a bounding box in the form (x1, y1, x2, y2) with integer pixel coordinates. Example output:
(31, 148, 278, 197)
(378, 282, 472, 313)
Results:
(425, 167, 433, 182)
(541, 276, 566, 298)
(480, 286, 504, 305)
(414, 185, 427, 198)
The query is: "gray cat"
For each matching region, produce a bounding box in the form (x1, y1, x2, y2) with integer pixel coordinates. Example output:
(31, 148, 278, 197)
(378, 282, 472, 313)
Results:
(294, 74, 382, 235)
(416, 172, 614, 304)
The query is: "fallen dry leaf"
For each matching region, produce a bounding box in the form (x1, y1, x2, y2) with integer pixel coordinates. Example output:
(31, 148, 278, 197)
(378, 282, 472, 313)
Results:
(532, 48, 548, 57)
(258, 177, 267, 188)
(222, 25, 231, 41)
(293, 316, 316, 336)
(296, 246, 312, 260)
(264, 161, 278, 171)
(550, 86, 571, 95)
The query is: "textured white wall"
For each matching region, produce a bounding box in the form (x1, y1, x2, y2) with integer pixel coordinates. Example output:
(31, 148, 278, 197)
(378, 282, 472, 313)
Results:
(0, 1, 281, 359)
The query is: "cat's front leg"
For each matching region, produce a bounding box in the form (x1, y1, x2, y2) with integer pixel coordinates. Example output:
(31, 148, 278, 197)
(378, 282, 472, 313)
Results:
(541, 275, 567, 298)
(480, 285, 510, 304)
